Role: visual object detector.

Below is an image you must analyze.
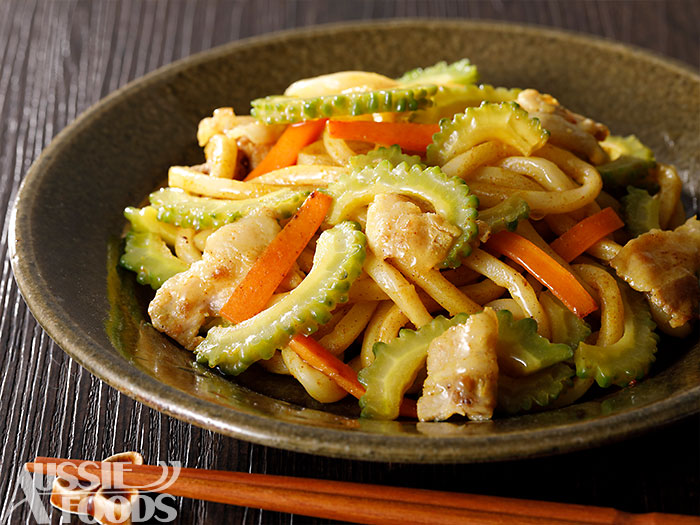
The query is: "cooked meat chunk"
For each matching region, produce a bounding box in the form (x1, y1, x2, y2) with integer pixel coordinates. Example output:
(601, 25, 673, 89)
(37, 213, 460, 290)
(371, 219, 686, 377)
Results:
(197, 109, 282, 171)
(417, 308, 500, 421)
(235, 136, 273, 170)
(197, 107, 238, 147)
(224, 117, 283, 169)
(517, 89, 609, 165)
(365, 193, 461, 270)
(610, 216, 700, 328)
(148, 212, 280, 349)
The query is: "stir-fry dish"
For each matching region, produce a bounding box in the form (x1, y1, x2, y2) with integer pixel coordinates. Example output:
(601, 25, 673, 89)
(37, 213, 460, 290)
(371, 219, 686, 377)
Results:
(120, 59, 699, 421)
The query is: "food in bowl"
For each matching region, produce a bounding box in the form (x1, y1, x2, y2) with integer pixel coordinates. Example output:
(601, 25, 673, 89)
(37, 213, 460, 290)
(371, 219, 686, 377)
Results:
(118, 59, 699, 422)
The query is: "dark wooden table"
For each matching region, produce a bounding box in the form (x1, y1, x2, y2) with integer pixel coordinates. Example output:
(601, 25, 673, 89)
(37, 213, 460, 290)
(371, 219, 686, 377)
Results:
(1, 1, 698, 523)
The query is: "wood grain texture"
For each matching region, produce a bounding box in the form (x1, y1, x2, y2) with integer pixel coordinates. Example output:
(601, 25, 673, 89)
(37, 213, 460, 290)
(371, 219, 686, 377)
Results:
(0, 1, 698, 524)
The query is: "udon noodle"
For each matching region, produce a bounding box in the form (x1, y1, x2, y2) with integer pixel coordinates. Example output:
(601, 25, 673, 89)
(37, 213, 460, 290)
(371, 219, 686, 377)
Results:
(119, 59, 699, 422)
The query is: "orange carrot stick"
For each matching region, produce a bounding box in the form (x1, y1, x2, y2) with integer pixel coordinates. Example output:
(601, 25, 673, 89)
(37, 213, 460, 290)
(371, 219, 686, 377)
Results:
(486, 231, 598, 318)
(289, 335, 417, 418)
(326, 120, 440, 152)
(244, 119, 327, 180)
(550, 207, 625, 262)
(219, 191, 333, 323)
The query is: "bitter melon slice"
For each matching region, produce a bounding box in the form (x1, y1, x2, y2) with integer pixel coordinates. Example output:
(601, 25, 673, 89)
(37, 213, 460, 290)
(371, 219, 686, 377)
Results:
(621, 186, 660, 237)
(325, 160, 479, 268)
(410, 84, 521, 124)
(348, 145, 424, 171)
(575, 283, 658, 388)
(358, 313, 470, 420)
(597, 134, 657, 191)
(539, 291, 591, 350)
(119, 231, 188, 290)
(495, 309, 573, 376)
(124, 205, 179, 245)
(477, 195, 530, 235)
(426, 101, 549, 166)
(150, 187, 308, 230)
(397, 59, 479, 86)
(497, 363, 575, 414)
(250, 85, 438, 125)
(195, 221, 366, 376)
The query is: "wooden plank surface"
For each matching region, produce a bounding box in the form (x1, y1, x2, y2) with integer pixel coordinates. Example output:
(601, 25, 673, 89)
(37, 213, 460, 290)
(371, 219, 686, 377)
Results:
(0, 1, 698, 523)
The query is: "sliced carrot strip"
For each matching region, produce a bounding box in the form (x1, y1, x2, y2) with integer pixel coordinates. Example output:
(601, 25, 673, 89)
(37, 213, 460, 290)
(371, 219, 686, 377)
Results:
(219, 191, 333, 323)
(289, 335, 365, 398)
(289, 335, 417, 418)
(550, 207, 624, 262)
(327, 120, 440, 152)
(486, 231, 598, 318)
(244, 119, 327, 180)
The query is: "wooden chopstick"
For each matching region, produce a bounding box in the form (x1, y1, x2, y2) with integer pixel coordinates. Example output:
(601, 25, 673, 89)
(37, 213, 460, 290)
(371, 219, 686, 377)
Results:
(26, 458, 700, 525)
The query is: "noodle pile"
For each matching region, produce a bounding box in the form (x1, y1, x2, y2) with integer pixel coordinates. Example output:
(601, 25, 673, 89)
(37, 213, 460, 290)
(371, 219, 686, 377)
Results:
(120, 60, 698, 422)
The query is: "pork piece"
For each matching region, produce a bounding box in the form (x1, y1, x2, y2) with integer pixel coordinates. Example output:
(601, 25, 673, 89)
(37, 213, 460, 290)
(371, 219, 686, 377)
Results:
(235, 136, 273, 170)
(517, 89, 609, 165)
(197, 109, 281, 171)
(197, 107, 238, 147)
(417, 308, 500, 422)
(610, 216, 700, 328)
(224, 116, 283, 169)
(148, 212, 280, 350)
(365, 193, 461, 270)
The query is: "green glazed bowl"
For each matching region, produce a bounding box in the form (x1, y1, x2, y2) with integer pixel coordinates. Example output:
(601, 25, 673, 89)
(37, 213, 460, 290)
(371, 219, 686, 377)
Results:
(10, 20, 700, 463)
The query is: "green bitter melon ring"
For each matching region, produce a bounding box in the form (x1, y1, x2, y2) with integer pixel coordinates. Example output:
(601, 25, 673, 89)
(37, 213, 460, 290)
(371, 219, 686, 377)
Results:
(119, 231, 189, 290)
(251, 85, 439, 125)
(150, 187, 309, 230)
(359, 313, 470, 420)
(195, 221, 367, 376)
(325, 160, 479, 268)
(426, 101, 550, 167)
(396, 58, 479, 86)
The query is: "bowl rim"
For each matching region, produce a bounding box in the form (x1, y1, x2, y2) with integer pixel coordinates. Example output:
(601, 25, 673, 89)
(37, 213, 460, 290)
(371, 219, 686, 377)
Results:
(10, 18, 700, 463)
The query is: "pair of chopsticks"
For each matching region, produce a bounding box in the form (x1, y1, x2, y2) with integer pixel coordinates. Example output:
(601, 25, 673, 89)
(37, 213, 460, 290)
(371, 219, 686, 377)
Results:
(26, 457, 699, 525)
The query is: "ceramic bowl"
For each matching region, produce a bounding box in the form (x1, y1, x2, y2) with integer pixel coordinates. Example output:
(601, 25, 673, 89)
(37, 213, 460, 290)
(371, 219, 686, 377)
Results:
(11, 20, 700, 463)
